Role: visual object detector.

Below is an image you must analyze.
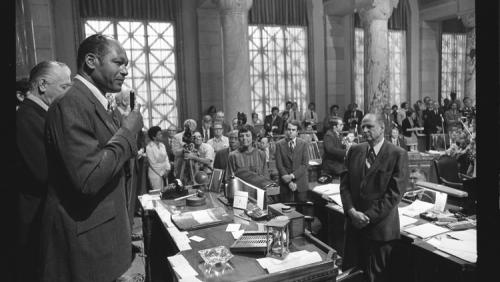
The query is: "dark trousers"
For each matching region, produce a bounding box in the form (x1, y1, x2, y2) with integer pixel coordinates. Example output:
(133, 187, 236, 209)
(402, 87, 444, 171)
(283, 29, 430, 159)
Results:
(343, 227, 397, 282)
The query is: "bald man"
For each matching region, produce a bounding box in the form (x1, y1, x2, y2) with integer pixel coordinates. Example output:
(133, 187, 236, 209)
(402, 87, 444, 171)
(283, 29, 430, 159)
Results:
(15, 60, 72, 282)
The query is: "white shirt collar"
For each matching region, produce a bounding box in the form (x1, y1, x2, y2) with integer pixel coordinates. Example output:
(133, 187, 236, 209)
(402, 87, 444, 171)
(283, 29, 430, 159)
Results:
(26, 95, 49, 111)
(371, 137, 384, 156)
(26, 94, 49, 111)
(75, 74, 108, 109)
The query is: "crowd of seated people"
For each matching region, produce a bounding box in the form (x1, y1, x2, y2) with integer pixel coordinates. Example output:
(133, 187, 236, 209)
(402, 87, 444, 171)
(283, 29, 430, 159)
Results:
(129, 94, 477, 197)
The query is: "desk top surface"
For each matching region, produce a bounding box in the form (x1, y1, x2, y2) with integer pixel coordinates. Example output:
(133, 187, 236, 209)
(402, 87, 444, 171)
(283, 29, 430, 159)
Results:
(141, 191, 339, 281)
(308, 182, 477, 268)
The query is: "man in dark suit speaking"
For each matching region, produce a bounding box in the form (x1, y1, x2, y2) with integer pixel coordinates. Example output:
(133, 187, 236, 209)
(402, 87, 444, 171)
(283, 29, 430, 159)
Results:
(340, 113, 409, 282)
(41, 34, 144, 282)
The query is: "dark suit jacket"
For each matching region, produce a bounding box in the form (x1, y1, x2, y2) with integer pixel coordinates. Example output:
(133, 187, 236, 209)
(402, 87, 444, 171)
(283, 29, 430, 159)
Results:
(423, 109, 442, 134)
(15, 98, 48, 280)
(275, 138, 310, 193)
(42, 79, 137, 282)
(401, 117, 417, 138)
(264, 114, 283, 135)
(322, 129, 346, 176)
(198, 126, 215, 141)
(343, 109, 363, 130)
(340, 140, 408, 241)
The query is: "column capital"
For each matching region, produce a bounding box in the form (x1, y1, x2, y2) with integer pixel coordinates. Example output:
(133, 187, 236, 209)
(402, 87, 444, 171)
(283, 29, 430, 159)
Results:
(358, 0, 398, 25)
(213, 0, 252, 14)
(458, 12, 475, 29)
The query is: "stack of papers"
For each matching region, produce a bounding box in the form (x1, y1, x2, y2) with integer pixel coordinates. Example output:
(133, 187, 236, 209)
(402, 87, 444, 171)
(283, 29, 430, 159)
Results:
(426, 229, 477, 263)
(398, 200, 434, 217)
(167, 254, 200, 281)
(404, 223, 449, 239)
(256, 250, 322, 273)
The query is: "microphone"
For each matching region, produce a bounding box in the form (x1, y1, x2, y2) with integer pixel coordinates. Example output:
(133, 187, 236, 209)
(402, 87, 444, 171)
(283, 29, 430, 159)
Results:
(129, 90, 135, 111)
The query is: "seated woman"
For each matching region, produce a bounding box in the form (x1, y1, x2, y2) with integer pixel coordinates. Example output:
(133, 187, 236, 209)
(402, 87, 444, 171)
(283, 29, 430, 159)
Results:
(146, 126, 171, 190)
(227, 124, 268, 181)
(401, 110, 419, 151)
(389, 126, 407, 150)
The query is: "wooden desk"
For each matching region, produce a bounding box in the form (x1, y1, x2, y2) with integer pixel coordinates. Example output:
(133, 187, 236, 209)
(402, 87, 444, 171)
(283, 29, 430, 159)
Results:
(140, 192, 339, 281)
(309, 184, 476, 282)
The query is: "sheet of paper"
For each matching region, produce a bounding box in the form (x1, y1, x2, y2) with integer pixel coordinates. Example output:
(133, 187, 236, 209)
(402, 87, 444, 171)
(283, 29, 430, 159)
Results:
(226, 223, 241, 232)
(399, 214, 418, 229)
(257, 250, 322, 273)
(328, 194, 343, 207)
(405, 223, 449, 239)
(189, 235, 205, 242)
(313, 183, 340, 195)
(231, 229, 245, 239)
(426, 236, 477, 263)
(154, 201, 174, 227)
(233, 191, 249, 210)
(398, 200, 434, 217)
(447, 229, 476, 241)
(433, 191, 448, 212)
(191, 210, 214, 224)
(167, 227, 191, 251)
(168, 254, 199, 279)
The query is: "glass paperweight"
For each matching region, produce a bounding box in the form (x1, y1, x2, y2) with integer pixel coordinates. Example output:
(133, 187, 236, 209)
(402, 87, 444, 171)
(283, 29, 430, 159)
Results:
(198, 246, 234, 266)
(198, 246, 234, 279)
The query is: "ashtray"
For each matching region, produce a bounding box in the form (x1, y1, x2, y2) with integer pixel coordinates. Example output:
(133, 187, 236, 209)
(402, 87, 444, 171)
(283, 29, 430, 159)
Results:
(198, 246, 234, 266)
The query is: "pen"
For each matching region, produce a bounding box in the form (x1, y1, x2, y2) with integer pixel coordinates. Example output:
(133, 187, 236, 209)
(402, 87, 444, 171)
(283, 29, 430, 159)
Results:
(446, 234, 460, 240)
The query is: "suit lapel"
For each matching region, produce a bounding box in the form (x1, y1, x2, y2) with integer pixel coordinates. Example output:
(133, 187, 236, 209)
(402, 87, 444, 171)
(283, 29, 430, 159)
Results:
(74, 80, 119, 135)
(365, 141, 388, 178)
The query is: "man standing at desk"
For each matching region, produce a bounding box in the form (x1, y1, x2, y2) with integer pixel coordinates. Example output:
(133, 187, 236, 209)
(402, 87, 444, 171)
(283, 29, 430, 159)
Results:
(340, 113, 408, 282)
(275, 120, 310, 202)
(42, 34, 144, 282)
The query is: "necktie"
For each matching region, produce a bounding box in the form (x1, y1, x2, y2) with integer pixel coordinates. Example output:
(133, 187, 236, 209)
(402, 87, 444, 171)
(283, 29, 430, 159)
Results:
(204, 130, 208, 142)
(310, 111, 313, 119)
(367, 147, 376, 167)
(289, 140, 295, 151)
(294, 111, 297, 120)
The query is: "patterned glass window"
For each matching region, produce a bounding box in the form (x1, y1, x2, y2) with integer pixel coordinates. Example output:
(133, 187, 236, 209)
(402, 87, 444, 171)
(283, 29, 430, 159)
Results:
(354, 28, 364, 110)
(354, 28, 407, 109)
(84, 19, 178, 129)
(248, 25, 308, 119)
(441, 33, 466, 100)
(388, 30, 407, 107)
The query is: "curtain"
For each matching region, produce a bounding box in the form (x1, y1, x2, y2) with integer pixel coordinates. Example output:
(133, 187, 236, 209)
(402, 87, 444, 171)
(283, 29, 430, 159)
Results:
(249, 0, 307, 26)
(79, 0, 177, 21)
(16, 0, 37, 79)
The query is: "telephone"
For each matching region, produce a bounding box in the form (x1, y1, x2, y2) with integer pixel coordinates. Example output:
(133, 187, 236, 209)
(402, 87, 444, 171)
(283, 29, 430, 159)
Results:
(245, 204, 268, 221)
(318, 174, 333, 184)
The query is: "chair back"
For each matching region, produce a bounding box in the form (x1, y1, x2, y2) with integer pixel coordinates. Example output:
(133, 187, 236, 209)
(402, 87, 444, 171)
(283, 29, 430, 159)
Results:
(434, 155, 461, 184)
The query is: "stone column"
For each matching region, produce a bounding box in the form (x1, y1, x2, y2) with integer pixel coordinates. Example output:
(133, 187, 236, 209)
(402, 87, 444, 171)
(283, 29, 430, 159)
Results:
(214, 0, 253, 125)
(359, 0, 398, 114)
(460, 12, 475, 102)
